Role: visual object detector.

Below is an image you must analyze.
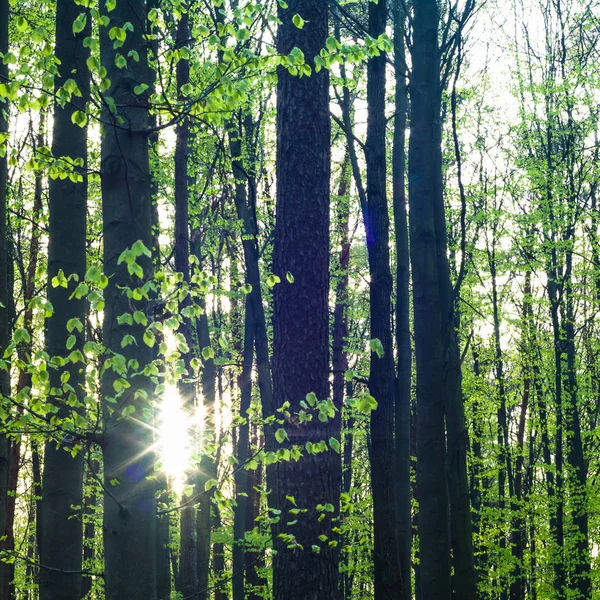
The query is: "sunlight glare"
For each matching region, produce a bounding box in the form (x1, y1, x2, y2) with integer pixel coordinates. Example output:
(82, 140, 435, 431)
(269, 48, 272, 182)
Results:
(157, 385, 192, 496)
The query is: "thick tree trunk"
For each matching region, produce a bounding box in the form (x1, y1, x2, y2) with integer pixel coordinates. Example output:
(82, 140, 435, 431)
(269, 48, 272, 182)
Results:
(409, 1, 451, 597)
(0, 0, 11, 593)
(100, 0, 156, 596)
(273, 1, 340, 598)
(40, 2, 90, 596)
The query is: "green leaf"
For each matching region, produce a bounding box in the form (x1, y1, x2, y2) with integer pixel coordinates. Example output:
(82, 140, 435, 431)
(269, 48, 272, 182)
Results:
(118, 313, 133, 326)
(122, 404, 136, 418)
(14, 328, 30, 345)
(204, 478, 218, 491)
(202, 346, 214, 360)
(369, 338, 384, 358)
(305, 392, 317, 407)
(133, 83, 148, 95)
(72, 13, 87, 35)
(275, 428, 288, 443)
(143, 331, 155, 347)
(66, 318, 83, 333)
(286, 271, 294, 283)
(326, 37, 339, 52)
(329, 437, 340, 453)
(133, 311, 147, 325)
(131, 240, 152, 258)
(292, 14, 305, 29)
(71, 110, 87, 127)
(235, 28, 249, 42)
(357, 393, 378, 414)
(66, 335, 76, 350)
(266, 274, 281, 288)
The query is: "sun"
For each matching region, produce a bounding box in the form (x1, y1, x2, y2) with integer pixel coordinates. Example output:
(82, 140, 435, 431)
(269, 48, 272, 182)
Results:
(157, 385, 193, 495)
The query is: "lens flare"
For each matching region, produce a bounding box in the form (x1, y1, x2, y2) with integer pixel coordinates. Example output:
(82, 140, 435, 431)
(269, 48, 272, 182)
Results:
(157, 385, 192, 495)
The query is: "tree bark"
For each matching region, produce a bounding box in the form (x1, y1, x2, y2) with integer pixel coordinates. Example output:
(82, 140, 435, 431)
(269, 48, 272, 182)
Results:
(392, 3, 412, 598)
(40, 1, 90, 596)
(100, 0, 156, 595)
(364, 0, 403, 596)
(409, 1, 451, 597)
(273, 1, 340, 597)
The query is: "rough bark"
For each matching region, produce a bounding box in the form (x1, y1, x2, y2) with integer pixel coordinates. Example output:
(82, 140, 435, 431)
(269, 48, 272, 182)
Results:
(272, 1, 340, 597)
(40, 2, 90, 596)
(100, 0, 156, 595)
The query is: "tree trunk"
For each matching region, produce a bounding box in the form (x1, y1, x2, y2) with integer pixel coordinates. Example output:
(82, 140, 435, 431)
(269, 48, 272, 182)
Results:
(272, 1, 340, 598)
(510, 271, 532, 600)
(364, 0, 403, 596)
(82, 457, 99, 599)
(232, 293, 253, 600)
(5, 117, 44, 599)
(100, 0, 156, 595)
(0, 0, 11, 593)
(563, 251, 590, 599)
(40, 2, 90, 596)
(192, 239, 217, 600)
(409, 1, 451, 597)
(392, 3, 412, 598)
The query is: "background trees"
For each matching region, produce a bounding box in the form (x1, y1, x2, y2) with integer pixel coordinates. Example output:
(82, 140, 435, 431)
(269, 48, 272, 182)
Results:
(1, 0, 600, 599)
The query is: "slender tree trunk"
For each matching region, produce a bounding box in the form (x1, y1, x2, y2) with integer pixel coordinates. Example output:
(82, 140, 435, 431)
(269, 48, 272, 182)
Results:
(81, 457, 99, 599)
(192, 240, 217, 600)
(392, 3, 412, 598)
(5, 118, 44, 599)
(0, 0, 11, 593)
(100, 0, 156, 595)
(489, 240, 510, 600)
(232, 296, 253, 600)
(333, 153, 351, 600)
(273, 1, 340, 598)
(563, 251, 590, 599)
(409, 1, 451, 597)
(40, 2, 90, 596)
(156, 478, 171, 600)
(364, 0, 403, 596)
(510, 271, 532, 600)
(174, 12, 198, 598)
(228, 113, 277, 511)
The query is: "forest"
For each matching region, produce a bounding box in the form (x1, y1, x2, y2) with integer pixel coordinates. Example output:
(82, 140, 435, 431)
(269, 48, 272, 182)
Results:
(0, 0, 599, 598)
